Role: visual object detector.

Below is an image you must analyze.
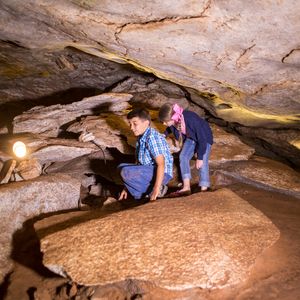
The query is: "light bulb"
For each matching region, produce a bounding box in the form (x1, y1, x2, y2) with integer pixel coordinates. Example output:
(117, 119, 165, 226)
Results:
(13, 141, 27, 158)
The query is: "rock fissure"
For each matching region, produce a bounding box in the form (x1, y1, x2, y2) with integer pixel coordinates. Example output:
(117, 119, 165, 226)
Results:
(281, 48, 300, 63)
(114, 1, 212, 41)
(236, 43, 256, 67)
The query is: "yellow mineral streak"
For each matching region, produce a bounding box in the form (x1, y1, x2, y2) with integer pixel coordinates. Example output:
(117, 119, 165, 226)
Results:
(71, 43, 300, 127)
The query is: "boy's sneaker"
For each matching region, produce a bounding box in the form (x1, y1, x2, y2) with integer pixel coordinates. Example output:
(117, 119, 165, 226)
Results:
(158, 185, 168, 198)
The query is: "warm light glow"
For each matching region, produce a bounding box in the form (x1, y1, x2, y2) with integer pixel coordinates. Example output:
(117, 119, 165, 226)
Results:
(290, 139, 300, 149)
(13, 141, 27, 158)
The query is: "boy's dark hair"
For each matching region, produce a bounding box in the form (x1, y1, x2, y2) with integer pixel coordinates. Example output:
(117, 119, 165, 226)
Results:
(127, 108, 151, 121)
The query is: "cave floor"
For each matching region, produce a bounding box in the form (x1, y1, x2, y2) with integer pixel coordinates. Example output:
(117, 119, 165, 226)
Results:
(1, 183, 300, 300)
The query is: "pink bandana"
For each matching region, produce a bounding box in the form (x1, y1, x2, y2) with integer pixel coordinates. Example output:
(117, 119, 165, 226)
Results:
(171, 104, 186, 134)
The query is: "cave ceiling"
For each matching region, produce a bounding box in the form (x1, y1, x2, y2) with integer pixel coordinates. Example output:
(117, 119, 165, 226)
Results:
(1, 0, 299, 125)
(0, 0, 299, 164)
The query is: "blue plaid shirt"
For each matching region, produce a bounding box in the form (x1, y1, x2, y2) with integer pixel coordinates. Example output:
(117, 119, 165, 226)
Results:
(136, 127, 173, 178)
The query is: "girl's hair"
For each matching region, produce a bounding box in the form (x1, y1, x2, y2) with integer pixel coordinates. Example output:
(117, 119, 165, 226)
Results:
(158, 103, 183, 147)
(158, 103, 173, 122)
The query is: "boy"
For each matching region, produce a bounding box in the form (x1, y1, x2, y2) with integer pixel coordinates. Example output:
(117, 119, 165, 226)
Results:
(118, 108, 173, 201)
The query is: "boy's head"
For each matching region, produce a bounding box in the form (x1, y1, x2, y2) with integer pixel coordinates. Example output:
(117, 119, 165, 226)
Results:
(127, 108, 151, 136)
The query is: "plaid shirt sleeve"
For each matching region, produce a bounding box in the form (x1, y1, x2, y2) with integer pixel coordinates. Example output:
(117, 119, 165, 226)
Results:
(137, 128, 173, 177)
(147, 129, 169, 159)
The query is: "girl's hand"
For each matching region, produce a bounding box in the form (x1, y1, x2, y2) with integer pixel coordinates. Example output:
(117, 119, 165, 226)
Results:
(196, 159, 203, 169)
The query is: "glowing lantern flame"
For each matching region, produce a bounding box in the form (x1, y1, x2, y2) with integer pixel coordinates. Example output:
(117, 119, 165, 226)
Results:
(13, 141, 27, 158)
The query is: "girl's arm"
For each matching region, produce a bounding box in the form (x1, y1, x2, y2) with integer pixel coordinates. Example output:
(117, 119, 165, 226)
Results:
(195, 129, 207, 160)
(165, 125, 181, 140)
(191, 118, 208, 160)
(163, 126, 173, 137)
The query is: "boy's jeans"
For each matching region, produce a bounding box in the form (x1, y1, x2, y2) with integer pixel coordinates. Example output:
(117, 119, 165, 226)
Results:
(179, 139, 212, 187)
(118, 163, 172, 200)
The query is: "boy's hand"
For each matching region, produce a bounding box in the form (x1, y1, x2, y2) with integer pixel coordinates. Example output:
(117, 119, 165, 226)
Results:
(150, 186, 160, 201)
(118, 188, 128, 200)
(79, 131, 95, 143)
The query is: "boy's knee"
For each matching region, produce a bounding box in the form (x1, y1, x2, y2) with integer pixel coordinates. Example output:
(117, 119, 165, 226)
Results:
(120, 166, 134, 180)
(120, 167, 127, 179)
(117, 163, 127, 170)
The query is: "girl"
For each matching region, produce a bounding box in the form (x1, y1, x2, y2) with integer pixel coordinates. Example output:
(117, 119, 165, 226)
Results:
(159, 103, 213, 195)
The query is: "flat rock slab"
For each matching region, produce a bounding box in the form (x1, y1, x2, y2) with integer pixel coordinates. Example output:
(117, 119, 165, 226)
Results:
(37, 188, 279, 290)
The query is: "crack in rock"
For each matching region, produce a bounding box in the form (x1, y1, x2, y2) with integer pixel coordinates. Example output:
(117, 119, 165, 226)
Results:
(114, 0, 212, 45)
(236, 44, 256, 67)
(282, 48, 300, 63)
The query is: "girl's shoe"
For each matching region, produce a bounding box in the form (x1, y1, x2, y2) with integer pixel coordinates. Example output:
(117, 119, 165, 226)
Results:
(193, 186, 212, 193)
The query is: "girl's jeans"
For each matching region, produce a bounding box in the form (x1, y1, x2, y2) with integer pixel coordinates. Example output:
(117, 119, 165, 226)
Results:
(118, 163, 172, 200)
(179, 139, 212, 187)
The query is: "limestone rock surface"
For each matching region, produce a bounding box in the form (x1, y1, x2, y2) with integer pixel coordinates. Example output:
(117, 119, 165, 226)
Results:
(234, 125, 300, 167)
(12, 93, 132, 136)
(0, 149, 12, 162)
(0, 159, 16, 184)
(210, 124, 255, 165)
(15, 158, 42, 180)
(67, 114, 134, 154)
(213, 157, 300, 199)
(0, 173, 81, 283)
(37, 188, 279, 290)
(44, 150, 123, 185)
(110, 75, 205, 117)
(0, 134, 101, 166)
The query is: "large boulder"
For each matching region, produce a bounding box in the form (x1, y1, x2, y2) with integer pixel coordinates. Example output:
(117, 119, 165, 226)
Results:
(36, 188, 279, 290)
